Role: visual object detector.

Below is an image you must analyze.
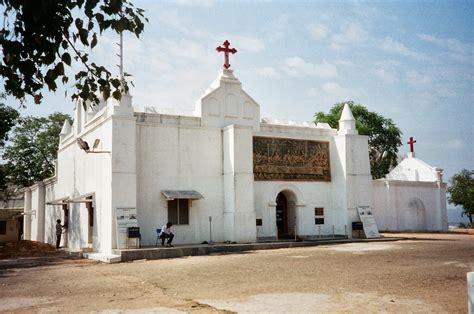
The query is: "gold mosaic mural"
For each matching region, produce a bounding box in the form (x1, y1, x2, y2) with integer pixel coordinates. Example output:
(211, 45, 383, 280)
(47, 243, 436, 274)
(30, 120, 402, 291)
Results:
(253, 136, 331, 181)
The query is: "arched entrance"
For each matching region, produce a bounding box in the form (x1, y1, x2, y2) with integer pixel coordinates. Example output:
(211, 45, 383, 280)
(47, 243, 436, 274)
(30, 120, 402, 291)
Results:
(404, 197, 426, 230)
(275, 190, 298, 239)
(276, 192, 288, 238)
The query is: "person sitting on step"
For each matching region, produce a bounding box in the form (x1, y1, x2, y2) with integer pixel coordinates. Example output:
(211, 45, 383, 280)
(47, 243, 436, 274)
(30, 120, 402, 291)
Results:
(159, 222, 174, 247)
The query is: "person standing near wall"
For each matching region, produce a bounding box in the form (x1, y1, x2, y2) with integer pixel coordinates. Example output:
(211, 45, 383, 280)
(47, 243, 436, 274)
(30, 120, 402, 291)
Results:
(55, 219, 66, 249)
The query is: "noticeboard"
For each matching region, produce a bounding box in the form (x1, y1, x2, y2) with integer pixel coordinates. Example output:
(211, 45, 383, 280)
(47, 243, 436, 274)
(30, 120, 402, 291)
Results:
(357, 206, 380, 239)
(115, 207, 138, 249)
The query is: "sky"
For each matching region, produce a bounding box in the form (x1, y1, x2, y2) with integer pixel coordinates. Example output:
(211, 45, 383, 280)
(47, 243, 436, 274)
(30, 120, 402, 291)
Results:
(10, 0, 474, 183)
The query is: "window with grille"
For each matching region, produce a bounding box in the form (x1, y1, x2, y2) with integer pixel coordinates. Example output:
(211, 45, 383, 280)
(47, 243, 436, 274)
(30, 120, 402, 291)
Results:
(314, 207, 324, 225)
(168, 199, 189, 225)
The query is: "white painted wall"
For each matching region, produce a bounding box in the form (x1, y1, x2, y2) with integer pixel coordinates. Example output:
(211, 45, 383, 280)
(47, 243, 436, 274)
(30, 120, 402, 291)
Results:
(43, 179, 58, 246)
(254, 181, 346, 238)
(223, 125, 256, 242)
(253, 123, 348, 239)
(197, 69, 260, 131)
(372, 153, 448, 231)
(135, 115, 226, 245)
(38, 99, 116, 253)
(372, 180, 448, 231)
(28, 183, 45, 242)
(333, 131, 373, 236)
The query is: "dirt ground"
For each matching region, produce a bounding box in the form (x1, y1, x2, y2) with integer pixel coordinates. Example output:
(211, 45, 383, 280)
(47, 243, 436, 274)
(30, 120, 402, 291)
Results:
(1, 233, 473, 313)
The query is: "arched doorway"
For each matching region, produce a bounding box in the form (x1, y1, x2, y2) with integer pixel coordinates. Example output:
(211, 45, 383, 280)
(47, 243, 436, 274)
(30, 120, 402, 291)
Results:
(404, 197, 427, 230)
(276, 192, 289, 238)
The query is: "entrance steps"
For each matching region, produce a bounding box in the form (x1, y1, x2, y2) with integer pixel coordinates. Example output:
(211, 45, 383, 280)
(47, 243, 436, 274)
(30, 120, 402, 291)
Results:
(83, 252, 121, 263)
(113, 236, 404, 262)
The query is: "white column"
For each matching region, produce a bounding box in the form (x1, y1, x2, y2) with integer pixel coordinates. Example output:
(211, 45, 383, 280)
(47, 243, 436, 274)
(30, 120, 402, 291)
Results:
(335, 104, 374, 237)
(223, 125, 256, 242)
(109, 93, 136, 253)
(23, 189, 32, 240)
(36, 182, 46, 243)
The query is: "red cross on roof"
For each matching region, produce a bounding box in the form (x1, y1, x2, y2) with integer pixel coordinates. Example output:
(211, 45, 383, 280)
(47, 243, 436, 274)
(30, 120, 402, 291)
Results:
(216, 40, 237, 69)
(407, 136, 417, 153)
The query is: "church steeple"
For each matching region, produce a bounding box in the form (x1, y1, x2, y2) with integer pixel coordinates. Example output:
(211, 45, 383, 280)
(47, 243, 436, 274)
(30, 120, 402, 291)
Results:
(338, 103, 358, 135)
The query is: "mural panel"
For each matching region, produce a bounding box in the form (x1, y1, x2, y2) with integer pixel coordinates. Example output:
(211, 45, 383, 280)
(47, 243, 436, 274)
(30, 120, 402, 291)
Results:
(253, 136, 331, 181)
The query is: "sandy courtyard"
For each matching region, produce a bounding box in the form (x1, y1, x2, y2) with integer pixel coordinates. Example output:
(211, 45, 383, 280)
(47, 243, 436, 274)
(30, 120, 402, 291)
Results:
(1, 233, 473, 313)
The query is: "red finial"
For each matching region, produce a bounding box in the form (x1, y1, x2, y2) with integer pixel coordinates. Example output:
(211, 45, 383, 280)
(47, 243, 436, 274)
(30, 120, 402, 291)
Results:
(407, 136, 417, 153)
(216, 40, 237, 69)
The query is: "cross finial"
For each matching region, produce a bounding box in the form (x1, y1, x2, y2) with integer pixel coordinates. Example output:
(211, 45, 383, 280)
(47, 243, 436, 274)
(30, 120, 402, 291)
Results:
(407, 136, 417, 153)
(216, 40, 237, 69)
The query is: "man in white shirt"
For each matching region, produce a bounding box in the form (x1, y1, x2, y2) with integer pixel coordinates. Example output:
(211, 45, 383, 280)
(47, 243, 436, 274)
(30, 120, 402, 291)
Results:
(159, 222, 174, 247)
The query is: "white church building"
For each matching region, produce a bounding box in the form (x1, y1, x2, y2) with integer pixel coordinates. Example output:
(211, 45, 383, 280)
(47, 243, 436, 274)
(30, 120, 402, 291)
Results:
(23, 42, 448, 254)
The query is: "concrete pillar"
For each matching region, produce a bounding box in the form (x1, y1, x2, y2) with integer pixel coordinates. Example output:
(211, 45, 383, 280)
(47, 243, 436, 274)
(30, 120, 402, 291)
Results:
(335, 104, 374, 237)
(109, 92, 136, 253)
(36, 182, 46, 243)
(23, 188, 32, 240)
(223, 125, 256, 242)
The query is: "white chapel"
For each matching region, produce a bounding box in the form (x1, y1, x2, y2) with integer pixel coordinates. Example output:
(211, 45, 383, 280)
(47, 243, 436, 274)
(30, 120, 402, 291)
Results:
(23, 41, 448, 255)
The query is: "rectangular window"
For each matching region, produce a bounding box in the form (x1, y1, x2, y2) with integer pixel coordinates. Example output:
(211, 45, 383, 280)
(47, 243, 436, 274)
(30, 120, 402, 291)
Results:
(315, 207, 324, 225)
(168, 199, 189, 225)
(0, 221, 6, 235)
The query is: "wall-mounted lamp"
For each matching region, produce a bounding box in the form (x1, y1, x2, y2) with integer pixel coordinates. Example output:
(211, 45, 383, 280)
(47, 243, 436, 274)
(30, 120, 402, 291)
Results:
(77, 138, 110, 154)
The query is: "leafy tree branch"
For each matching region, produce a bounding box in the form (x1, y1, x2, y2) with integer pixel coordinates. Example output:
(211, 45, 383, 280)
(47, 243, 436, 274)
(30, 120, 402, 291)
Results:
(0, 0, 147, 107)
(448, 169, 474, 225)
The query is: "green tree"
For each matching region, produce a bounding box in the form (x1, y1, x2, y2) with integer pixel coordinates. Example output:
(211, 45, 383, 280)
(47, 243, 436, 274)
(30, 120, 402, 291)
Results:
(0, 0, 147, 106)
(0, 102, 20, 148)
(0, 102, 20, 191)
(314, 101, 402, 179)
(2, 113, 72, 187)
(447, 169, 474, 225)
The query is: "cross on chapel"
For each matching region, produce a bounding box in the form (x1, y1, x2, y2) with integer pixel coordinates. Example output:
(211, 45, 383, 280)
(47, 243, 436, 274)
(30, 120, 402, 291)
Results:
(216, 40, 237, 69)
(407, 136, 417, 153)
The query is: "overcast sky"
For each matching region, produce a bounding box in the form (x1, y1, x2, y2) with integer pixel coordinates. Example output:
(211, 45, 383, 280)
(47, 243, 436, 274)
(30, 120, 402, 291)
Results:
(12, 0, 473, 182)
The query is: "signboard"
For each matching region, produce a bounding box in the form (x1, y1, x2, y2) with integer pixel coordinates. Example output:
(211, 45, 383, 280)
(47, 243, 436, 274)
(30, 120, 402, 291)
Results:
(357, 206, 380, 239)
(115, 207, 138, 249)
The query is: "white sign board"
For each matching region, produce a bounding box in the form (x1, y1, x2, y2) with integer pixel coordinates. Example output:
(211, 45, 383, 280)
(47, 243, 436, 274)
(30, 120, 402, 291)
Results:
(468, 272, 474, 314)
(357, 206, 380, 239)
(115, 207, 138, 249)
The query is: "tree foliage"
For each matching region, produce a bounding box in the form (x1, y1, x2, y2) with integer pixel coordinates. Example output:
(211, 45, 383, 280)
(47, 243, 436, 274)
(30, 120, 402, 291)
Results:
(447, 169, 474, 225)
(2, 113, 72, 187)
(314, 101, 402, 179)
(0, 0, 147, 106)
(0, 102, 20, 148)
(0, 102, 20, 192)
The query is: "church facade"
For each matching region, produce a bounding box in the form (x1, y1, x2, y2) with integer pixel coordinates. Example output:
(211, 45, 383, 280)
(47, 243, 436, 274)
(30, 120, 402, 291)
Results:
(23, 51, 448, 255)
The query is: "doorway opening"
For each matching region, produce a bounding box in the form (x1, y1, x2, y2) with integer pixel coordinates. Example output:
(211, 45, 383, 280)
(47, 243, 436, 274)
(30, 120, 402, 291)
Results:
(62, 203, 69, 247)
(276, 192, 290, 239)
(86, 196, 94, 244)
